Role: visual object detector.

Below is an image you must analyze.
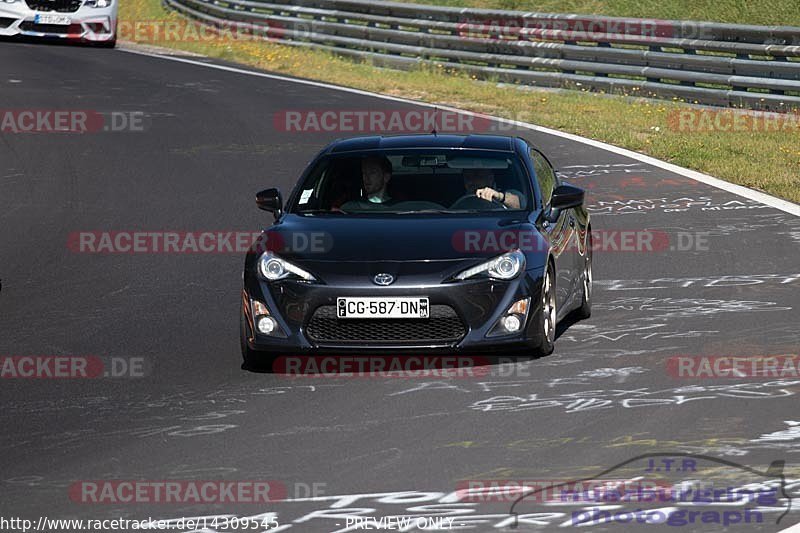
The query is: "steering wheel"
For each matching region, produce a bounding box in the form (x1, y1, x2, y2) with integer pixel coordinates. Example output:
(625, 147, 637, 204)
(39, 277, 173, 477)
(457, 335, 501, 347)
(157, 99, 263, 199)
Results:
(450, 193, 509, 210)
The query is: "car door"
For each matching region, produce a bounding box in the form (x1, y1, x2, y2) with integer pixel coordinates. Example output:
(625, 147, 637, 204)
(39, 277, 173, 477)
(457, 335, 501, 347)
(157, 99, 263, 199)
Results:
(530, 149, 577, 312)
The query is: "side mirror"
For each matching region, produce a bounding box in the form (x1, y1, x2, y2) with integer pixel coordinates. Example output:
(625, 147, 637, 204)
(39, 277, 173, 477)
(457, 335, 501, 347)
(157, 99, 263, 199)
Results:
(550, 184, 585, 211)
(256, 188, 282, 219)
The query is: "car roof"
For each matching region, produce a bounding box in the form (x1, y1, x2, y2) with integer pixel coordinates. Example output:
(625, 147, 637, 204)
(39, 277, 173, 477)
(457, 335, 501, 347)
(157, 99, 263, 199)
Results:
(325, 134, 518, 154)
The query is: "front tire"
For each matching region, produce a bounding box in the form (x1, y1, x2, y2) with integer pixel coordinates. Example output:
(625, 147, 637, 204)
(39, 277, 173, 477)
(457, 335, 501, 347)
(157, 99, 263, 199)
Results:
(531, 264, 556, 356)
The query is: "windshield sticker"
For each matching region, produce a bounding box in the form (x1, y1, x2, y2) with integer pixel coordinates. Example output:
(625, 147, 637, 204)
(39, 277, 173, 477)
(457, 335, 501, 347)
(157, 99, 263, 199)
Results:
(299, 189, 313, 205)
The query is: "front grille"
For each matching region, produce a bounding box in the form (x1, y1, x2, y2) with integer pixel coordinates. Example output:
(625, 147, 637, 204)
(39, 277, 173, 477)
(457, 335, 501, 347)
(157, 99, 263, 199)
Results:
(306, 305, 466, 345)
(19, 21, 82, 33)
(24, 0, 83, 13)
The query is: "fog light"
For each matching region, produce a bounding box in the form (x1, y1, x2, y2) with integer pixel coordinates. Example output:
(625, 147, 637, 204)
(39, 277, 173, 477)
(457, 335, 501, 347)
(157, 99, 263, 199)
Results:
(257, 316, 276, 335)
(86, 22, 107, 33)
(501, 314, 522, 333)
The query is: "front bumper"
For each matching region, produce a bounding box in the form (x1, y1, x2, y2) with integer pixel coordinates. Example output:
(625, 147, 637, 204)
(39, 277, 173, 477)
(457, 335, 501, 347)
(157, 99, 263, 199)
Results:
(0, 0, 116, 42)
(242, 266, 547, 355)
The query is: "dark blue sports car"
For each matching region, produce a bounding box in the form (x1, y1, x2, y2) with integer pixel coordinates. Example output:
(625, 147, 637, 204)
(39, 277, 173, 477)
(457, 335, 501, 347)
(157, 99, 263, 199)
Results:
(240, 134, 591, 365)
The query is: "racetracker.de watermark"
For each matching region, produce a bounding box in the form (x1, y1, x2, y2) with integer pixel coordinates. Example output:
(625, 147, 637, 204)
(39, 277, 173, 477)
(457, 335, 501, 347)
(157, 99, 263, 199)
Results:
(452, 229, 709, 253)
(455, 17, 718, 41)
(69, 481, 288, 504)
(0, 110, 145, 134)
(667, 355, 800, 379)
(0, 356, 146, 379)
(456, 479, 674, 503)
(273, 109, 535, 134)
(67, 231, 333, 254)
(117, 19, 298, 42)
(667, 110, 800, 133)
(273, 355, 492, 378)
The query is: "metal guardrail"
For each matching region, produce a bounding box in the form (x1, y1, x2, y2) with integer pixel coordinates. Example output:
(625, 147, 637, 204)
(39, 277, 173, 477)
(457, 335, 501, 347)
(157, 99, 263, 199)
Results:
(164, 0, 800, 110)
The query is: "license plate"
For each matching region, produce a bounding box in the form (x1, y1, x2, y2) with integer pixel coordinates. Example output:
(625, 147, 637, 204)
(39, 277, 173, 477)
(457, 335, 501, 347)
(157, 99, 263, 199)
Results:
(34, 14, 72, 25)
(337, 297, 429, 319)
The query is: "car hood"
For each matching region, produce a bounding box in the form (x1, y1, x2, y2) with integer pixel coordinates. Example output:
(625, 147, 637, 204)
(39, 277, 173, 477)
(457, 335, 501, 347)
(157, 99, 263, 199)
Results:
(260, 213, 548, 263)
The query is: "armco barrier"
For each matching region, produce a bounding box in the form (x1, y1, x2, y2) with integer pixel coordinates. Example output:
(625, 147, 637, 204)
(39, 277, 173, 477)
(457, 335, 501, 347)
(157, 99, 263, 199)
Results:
(163, 0, 800, 110)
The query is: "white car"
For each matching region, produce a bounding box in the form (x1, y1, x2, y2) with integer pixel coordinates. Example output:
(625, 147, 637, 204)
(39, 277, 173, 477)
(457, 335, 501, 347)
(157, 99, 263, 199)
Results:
(0, 0, 117, 47)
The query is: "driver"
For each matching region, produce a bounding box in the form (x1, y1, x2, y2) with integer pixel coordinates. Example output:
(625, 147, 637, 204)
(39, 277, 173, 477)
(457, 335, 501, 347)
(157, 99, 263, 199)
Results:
(339, 156, 397, 210)
(361, 156, 393, 204)
(462, 168, 522, 209)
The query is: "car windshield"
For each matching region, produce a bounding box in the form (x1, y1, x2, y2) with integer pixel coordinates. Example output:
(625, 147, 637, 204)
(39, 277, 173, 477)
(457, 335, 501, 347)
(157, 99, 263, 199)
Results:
(289, 149, 532, 214)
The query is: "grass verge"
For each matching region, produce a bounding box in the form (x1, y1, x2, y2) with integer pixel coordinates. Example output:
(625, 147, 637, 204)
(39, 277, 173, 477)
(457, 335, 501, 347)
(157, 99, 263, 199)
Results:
(120, 0, 800, 204)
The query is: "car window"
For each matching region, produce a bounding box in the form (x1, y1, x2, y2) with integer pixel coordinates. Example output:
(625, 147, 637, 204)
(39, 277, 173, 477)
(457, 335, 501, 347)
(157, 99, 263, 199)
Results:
(290, 149, 532, 214)
(531, 149, 556, 207)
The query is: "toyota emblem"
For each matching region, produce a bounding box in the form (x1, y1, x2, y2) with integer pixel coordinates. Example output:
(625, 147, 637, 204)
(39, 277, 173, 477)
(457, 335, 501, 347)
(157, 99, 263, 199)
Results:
(373, 273, 395, 286)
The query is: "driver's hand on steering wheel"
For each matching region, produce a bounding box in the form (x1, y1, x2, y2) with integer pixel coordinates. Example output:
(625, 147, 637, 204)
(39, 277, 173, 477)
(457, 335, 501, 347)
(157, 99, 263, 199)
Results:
(475, 187, 502, 202)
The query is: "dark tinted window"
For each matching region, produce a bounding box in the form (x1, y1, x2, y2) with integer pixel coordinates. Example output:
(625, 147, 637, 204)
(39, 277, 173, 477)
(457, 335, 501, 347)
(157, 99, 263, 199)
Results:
(531, 150, 556, 206)
(290, 149, 532, 214)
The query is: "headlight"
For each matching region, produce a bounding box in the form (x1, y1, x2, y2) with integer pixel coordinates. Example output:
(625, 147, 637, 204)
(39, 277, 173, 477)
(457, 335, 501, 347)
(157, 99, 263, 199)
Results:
(86, 0, 112, 7)
(257, 251, 316, 282)
(454, 250, 525, 281)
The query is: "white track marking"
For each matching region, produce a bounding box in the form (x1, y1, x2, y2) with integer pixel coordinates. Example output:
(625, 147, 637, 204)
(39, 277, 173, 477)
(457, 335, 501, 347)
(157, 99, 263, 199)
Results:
(120, 47, 800, 217)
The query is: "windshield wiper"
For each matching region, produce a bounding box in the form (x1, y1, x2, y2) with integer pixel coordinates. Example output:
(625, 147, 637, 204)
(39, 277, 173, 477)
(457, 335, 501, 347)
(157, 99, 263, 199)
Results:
(298, 209, 349, 215)
(392, 209, 479, 215)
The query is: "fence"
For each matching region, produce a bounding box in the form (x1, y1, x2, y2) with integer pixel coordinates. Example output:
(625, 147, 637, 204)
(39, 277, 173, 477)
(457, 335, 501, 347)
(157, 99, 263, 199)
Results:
(164, 0, 800, 110)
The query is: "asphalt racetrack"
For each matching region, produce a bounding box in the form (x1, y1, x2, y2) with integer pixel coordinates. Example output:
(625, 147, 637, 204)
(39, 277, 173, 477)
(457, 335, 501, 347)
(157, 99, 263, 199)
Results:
(1, 41, 799, 532)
